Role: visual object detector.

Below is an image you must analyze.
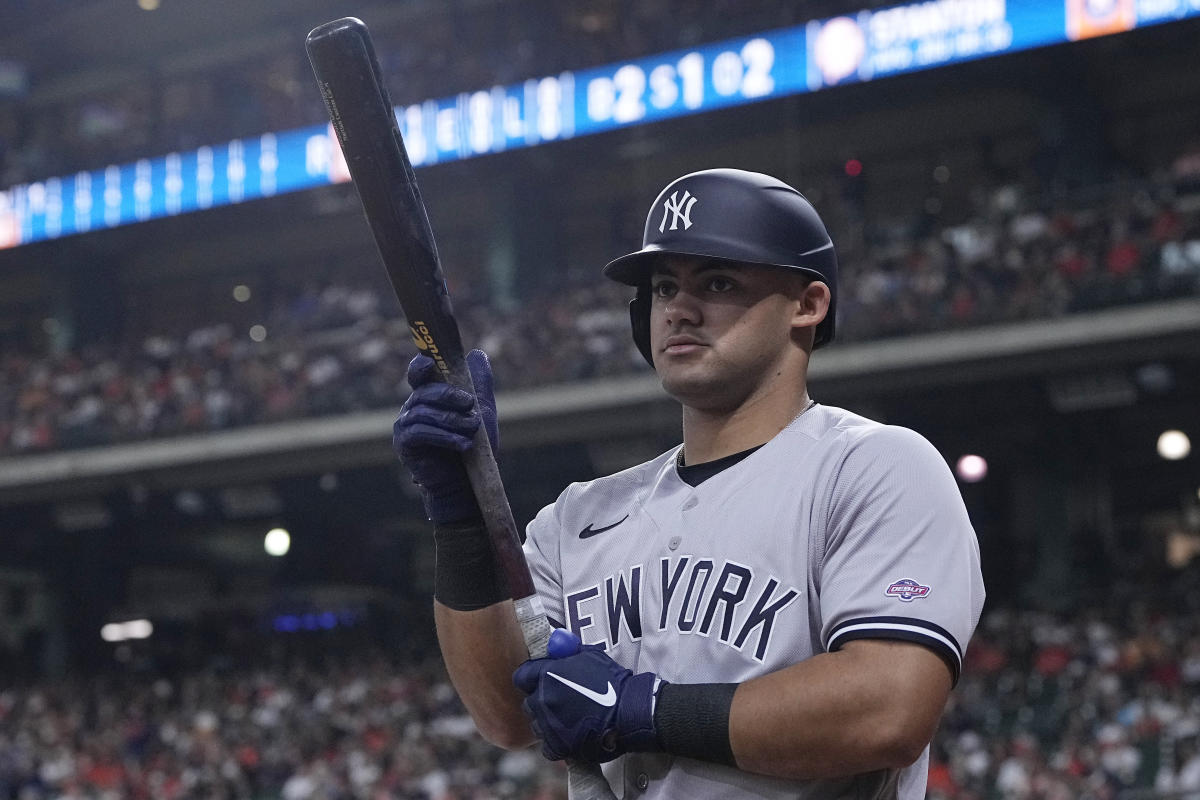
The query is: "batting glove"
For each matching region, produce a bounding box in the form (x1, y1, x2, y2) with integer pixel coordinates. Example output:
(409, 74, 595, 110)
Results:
(392, 349, 498, 524)
(513, 629, 665, 763)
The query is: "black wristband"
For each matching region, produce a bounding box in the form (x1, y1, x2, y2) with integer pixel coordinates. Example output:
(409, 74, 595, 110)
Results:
(433, 519, 511, 610)
(653, 682, 739, 767)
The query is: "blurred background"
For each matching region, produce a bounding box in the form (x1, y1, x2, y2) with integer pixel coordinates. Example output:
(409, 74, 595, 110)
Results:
(1, 0, 1199, 797)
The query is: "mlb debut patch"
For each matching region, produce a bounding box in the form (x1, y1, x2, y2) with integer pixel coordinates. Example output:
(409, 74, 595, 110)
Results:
(885, 579, 931, 602)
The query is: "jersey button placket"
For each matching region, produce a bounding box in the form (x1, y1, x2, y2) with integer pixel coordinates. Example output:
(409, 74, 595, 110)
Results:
(674, 495, 698, 551)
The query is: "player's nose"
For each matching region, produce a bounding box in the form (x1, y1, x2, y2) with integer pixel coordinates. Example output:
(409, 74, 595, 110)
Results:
(663, 286, 703, 327)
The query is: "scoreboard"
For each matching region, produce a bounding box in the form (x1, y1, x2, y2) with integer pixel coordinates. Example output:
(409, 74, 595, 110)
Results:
(2, 0, 1198, 249)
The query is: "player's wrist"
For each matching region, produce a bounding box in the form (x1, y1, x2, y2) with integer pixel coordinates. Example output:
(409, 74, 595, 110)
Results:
(433, 519, 510, 610)
(423, 482, 484, 525)
(610, 671, 666, 755)
(652, 682, 739, 767)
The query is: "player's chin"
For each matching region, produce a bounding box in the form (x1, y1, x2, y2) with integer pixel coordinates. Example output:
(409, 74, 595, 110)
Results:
(656, 357, 724, 400)
(654, 347, 705, 376)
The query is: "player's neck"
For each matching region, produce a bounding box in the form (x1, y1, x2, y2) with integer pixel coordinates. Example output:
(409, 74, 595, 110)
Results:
(679, 382, 813, 466)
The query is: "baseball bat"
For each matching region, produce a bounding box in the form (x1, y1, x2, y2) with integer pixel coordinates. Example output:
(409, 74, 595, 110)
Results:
(305, 19, 616, 800)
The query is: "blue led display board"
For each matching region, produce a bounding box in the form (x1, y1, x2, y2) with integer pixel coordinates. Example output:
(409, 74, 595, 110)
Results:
(2, 0, 1196, 249)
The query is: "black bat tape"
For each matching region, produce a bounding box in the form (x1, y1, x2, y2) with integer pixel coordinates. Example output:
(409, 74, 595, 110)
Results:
(306, 19, 615, 800)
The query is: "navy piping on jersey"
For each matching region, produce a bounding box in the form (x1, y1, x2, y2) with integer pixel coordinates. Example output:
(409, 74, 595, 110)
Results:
(676, 444, 765, 487)
(826, 616, 964, 685)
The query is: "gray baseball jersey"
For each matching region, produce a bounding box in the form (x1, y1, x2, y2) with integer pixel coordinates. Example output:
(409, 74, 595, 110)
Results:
(522, 403, 985, 799)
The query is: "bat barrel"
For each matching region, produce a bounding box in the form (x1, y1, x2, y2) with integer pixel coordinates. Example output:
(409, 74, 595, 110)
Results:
(305, 17, 464, 362)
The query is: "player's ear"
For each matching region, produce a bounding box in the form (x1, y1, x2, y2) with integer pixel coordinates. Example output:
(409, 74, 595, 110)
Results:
(790, 279, 830, 333)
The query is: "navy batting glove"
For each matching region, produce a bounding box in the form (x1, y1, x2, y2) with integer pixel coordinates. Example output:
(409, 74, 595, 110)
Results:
(513, 630, 665, 764)
(392, 349, 498, 524)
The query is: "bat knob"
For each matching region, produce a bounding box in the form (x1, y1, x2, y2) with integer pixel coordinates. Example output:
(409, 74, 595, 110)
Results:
(548, 628, 582, 658)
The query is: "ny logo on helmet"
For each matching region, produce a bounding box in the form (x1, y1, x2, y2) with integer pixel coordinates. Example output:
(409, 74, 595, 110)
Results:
(659, 190, 698, 233)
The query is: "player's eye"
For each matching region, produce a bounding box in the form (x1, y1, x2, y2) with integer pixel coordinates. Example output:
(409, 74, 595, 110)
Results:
(650, 280, 677, 299)
(706, 275, 736, 293)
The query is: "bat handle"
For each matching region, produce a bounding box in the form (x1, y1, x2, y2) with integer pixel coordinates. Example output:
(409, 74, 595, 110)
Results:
(567, 763, 620, 800)
(442, 359, 535, 601)
(514, 595, 554, 659)
(515, 598, 618, 800)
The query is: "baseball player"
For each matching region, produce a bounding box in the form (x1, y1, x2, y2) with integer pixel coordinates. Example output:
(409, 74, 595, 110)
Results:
(394, 168, 985, 798)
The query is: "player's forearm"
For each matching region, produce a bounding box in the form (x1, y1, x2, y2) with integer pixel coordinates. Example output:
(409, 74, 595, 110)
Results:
(428, 520, 536, 749)
(726, 641, 950, 779)
(434, 599, 537, 749)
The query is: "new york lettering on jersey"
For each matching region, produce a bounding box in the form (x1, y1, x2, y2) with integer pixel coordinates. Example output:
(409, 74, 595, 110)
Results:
(527, 446, 818, 680)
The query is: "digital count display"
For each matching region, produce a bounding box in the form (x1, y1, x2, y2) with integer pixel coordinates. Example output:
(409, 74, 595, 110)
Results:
(382, 30, 806, 165)
(2, 0, 1198, 249)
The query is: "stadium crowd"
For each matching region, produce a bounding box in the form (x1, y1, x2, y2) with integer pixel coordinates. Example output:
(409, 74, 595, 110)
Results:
(2, 172, 1198, 457)
(932, 592, 1200, 799)
(0, 649, 565, 800)
(0, 590, 1198, 799)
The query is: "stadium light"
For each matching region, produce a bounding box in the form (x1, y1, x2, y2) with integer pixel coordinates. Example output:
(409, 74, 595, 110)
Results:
(1157, 430, 1191, 461)
(232, 285, 251, 302)
(249, 324, 267, 342)
(125, 619, 153, 639)
(956, 454, 988, 483)
(264, 527, 291, 556)
(101, 619, 154, 642)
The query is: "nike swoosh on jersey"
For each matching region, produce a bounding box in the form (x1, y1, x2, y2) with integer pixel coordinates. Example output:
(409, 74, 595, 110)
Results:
(546, 671, 617, 706)
(578, 514, 630, 539)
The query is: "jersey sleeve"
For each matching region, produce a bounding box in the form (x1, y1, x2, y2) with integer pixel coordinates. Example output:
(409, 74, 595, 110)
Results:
(818, 425, 985, 685)
(522, 492, 567, 629)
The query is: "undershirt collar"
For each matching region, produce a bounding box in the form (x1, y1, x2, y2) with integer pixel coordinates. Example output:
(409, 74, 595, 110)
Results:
(675, 444, 764, 487)
(673, 400, 817, 487)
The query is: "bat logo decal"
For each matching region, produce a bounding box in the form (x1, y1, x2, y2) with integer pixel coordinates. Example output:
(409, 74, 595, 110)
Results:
(409, 321, 451, 376)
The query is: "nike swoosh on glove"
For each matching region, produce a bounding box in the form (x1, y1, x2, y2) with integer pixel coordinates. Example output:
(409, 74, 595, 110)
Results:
(513, 629, 665, 763)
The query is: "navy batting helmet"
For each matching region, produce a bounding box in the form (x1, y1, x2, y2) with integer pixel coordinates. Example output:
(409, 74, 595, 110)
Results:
(603, 168, 838, 366)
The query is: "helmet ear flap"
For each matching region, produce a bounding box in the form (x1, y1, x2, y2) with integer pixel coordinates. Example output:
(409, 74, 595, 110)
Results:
(629, 288, 654, 367)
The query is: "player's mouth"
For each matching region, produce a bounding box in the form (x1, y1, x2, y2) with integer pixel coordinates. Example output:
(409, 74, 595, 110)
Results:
(662, 334, 707, 355)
